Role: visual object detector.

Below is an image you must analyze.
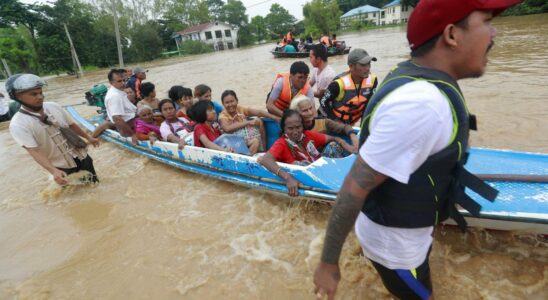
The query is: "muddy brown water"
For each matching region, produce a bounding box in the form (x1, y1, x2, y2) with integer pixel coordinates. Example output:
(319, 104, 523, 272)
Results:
(0, 14, 547, 299)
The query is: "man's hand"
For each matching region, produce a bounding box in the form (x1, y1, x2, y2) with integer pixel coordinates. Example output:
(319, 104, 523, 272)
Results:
(130, 134, 138, 145)
(52, 168, 69, 185)
(87, 136, 100, 147)
(178, 139, 186, 150)
(313, 262, 341, 300)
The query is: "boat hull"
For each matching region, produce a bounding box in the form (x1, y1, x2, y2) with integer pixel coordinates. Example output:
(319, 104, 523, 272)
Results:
(67, 107, 548, 233)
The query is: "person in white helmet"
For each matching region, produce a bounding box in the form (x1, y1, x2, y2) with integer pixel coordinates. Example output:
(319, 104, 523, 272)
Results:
(7, 73, 100, 184)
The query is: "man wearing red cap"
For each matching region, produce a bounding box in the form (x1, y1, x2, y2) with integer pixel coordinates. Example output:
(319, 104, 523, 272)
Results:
(313, 0, 522, 299)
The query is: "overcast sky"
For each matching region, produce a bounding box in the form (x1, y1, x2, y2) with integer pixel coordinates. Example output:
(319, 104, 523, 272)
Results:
(21, 0, 309, 20)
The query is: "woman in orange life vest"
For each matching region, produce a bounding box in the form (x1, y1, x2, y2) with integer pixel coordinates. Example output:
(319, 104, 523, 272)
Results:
(319, 48, 378, 125)
(266, 61, 315, 118)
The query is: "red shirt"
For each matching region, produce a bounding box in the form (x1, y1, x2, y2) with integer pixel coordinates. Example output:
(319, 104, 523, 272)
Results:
(268, 130, 328, 164)
(193, 123, 221, 148)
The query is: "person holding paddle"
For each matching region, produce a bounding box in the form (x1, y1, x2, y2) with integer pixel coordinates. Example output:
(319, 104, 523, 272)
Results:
(313, 0, 522, 299)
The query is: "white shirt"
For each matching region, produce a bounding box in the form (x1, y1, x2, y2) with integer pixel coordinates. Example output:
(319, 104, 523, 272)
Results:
(355, 80, 453, 270)
(160, 118, 191, 141)
(9, 102, 87, 169)
(0, 94, 9, 115)
(310, 65, 336, 94)
(105, 86, 136, 123)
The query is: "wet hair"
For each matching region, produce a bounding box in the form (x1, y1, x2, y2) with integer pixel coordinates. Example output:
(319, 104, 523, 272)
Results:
(411, 16, 470, 58)
(107, 68, 125, 81)
(158, 98, 176, 112)
(220, 89, 239, 104)
(187, 100, 214, 123)
(168, 85, 193, 102)
(194, 84, 211, 98)
(140, 82, 155, 98)
(280, 109, 304, 136)
(310, 44, 328, 62)
(289, 61, 310, 76)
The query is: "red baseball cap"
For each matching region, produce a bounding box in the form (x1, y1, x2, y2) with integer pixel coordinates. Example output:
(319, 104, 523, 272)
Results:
(407, 0, 522, 50)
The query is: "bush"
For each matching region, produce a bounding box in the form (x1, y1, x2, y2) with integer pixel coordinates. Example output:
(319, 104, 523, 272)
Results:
(179, 40, 213, 55)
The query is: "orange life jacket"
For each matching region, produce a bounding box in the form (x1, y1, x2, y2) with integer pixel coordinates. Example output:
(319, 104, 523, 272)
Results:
(272, 73, 311, 111)
(286, 32, 294, 43)
(331, 71, 377, 125)
(320, 36, 331, 47)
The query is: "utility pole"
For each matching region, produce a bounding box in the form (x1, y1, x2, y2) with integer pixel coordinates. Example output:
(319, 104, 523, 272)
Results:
(63, 23, 83, 78)
(1, 59, 11, 77)
(111, 0, 124, 67)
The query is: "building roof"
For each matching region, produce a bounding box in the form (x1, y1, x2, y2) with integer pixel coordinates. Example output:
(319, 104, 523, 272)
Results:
(341, 5, 380, 18)
(383, 0, 401, 8)
(179, 23, 214, 35)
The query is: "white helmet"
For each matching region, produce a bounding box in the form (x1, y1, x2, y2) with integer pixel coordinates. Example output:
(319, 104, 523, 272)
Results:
(5, 74, 46, 100)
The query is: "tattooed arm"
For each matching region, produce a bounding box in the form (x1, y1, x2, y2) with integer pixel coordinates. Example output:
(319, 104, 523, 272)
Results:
(313, 156, 387, 299)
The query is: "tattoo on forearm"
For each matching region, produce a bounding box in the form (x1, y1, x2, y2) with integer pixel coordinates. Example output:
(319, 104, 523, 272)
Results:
(321, 158, 383, 264)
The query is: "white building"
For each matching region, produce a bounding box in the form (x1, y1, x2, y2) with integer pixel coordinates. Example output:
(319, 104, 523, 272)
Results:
(380, 0, 413, 25)
(172, 22, 239, 51)
(340, 5, 381, 29)
(340, 1, 413, 29)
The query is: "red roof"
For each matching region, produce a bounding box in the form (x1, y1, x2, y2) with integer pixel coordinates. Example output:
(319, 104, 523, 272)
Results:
(179, 23, 214, 35)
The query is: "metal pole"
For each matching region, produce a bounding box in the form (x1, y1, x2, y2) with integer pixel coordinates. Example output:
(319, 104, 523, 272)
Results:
(1, 59, 12, 77)
(111, 0, 124, 67)
(63, 23, 83, 78)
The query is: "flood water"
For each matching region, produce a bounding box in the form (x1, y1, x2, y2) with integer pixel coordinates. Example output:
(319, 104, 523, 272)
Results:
(0, 14, 547, 299)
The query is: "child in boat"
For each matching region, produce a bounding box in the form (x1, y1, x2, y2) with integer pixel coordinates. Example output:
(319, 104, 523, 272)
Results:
(188, 100, 233, 153)
(194, 84, 223, 116)
(168, 85, 193, 121)
(137, 82, 160, 113)
(159, 99, 193, 149)
(219, 89, 279, 155)
(134, 105, 161, 142)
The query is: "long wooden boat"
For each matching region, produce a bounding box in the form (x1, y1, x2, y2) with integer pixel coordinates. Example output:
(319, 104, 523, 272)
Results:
(271, 47, 351, 58)
(67, 106, 548, 233)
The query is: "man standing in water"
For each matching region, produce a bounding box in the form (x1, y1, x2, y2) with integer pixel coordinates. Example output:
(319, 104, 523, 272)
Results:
(313, 0, 521, 299)
(7, 74, 100, 184)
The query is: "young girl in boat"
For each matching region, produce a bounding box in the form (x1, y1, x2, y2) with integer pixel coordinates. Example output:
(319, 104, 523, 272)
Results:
(135, 105, 162, 143)
(159, 99, 193, 149)
(168, 85, 193, 121)
(194, 84, 223, 116)
(258, 109, 354, 196)
(219, 90, 280, 155)
(188, 100, 233, 153)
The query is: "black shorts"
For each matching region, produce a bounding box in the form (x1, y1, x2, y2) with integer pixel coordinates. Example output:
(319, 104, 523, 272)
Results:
(59, 155, 99, 183)
(370, 250, 432, 300)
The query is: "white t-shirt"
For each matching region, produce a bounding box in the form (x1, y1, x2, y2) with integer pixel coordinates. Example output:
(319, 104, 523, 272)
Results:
(0, 94, 9, 115)
(310, 65, 336, 94)
(105, 86, 136, 123)
(9, 102, 87, 169)
(160, 118, 191, 141)
(355, 80, 453, 270)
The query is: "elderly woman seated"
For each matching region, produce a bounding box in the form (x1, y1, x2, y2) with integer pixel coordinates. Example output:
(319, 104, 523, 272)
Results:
(134, 105, 162, 142)
(218, 90, 280, 155)
(290, 95, 359, 155)
(258, 109, 354, 196)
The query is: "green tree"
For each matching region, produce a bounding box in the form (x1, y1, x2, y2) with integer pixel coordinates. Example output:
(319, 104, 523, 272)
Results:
(303, 0, 342, 38)
(165, 0, 211, 29)
(249, 15, 267, 42)
(127, 21, 164, 62)
(264, 3, 297, 39)
(0, 26, 39, 73)
(219, 0, 248, 27)
(207, 0, 225, 20)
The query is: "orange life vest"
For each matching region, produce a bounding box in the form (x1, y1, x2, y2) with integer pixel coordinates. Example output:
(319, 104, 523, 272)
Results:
(286, 32, 294, 43)
(320, 36, 332, 47)
(332, 71, 377, 125)
(272, 73, 311, 111)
